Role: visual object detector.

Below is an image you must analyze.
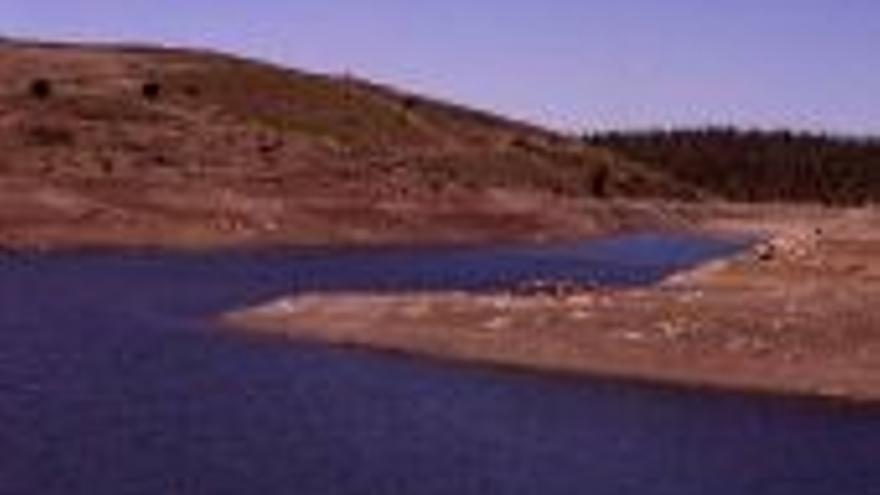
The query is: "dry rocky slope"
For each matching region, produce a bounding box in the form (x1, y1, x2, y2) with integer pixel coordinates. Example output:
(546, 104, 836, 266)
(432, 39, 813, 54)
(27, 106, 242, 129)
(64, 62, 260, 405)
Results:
(0, 39, 699, 249)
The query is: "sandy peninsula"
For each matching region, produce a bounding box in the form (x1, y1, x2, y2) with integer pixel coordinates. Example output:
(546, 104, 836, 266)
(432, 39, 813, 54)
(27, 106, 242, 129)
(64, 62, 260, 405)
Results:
(227, 204, 880, 403)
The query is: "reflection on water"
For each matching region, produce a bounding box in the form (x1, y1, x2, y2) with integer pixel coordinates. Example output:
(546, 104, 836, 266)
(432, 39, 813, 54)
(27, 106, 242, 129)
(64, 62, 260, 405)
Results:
(1, 235, 877, 494)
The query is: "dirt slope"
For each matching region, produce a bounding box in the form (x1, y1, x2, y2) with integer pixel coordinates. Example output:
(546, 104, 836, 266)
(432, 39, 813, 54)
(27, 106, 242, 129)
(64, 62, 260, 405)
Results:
(0, 39, 699, 249)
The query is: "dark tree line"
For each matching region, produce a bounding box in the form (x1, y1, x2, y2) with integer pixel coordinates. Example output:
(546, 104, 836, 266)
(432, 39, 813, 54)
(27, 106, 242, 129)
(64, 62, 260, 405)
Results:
(585, 128, 880, 205)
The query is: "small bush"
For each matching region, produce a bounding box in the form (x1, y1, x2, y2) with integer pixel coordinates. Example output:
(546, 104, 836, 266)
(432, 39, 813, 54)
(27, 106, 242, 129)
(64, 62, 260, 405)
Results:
(401, 96, 418, 110)
(183, 84, 200, 97)
(29, 79, 52, 100)
(142, 82, 161, 100)
(100, 158, 114, 175)
(591, 166, 610, 198)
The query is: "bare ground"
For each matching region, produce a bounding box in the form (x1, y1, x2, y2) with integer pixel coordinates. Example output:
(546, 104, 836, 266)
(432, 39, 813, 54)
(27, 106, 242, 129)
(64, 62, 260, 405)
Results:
(0, 174, 692, 249)
(0, 39, 701, 251)
(228, 204, 880, 403)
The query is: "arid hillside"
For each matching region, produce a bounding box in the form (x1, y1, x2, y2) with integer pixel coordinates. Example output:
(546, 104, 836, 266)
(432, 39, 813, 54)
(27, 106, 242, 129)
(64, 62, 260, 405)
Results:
(0, 39, 699, 249)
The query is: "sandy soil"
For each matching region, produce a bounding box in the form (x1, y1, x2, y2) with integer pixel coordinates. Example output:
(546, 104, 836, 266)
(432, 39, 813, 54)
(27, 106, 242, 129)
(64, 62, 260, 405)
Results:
(0, 171, 696, 250)
(228, 205, 880, 403)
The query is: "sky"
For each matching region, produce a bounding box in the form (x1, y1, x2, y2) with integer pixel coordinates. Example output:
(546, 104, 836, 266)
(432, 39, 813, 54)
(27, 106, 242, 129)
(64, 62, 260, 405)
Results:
(2, 1, 878, 135)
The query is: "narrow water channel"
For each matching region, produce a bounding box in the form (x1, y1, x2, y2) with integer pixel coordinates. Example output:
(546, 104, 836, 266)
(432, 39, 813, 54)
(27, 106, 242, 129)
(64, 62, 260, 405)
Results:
(1, 234, 877, 494)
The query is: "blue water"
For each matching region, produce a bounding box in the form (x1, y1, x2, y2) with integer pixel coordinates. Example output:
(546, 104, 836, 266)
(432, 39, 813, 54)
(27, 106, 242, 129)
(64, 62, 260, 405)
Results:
(1, 234, 877, 494)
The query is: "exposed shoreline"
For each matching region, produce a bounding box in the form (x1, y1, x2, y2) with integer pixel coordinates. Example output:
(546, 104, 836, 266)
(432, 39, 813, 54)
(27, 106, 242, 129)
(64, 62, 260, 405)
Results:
(0, 192, 703, 251)
(6, 189, 880, 404)
(227, 204, 880, 404)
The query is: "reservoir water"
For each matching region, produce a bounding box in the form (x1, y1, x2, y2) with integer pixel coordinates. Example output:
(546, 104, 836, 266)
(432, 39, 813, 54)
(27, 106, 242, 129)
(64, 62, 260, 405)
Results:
(1, 234, 877, 494)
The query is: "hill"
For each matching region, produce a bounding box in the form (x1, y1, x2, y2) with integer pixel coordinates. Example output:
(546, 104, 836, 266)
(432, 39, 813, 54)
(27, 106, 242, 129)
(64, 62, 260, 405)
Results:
(0, 39, 697, 249)
(587, 128, 880, 206)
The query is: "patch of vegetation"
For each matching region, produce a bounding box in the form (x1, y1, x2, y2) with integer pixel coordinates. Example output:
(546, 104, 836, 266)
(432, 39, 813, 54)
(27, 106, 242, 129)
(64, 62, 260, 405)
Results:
(141, 82, 161, 100)
(587, 128, 880, 205)
(28, 78, 52, 100)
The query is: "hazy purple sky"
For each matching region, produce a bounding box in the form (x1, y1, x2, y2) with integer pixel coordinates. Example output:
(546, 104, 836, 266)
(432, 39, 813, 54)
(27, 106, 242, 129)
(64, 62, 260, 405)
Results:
(3, 1, 878, 134)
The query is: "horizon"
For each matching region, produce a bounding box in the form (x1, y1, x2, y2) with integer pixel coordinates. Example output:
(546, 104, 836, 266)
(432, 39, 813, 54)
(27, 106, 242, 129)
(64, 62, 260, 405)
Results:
(2, 1, 878, 136)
